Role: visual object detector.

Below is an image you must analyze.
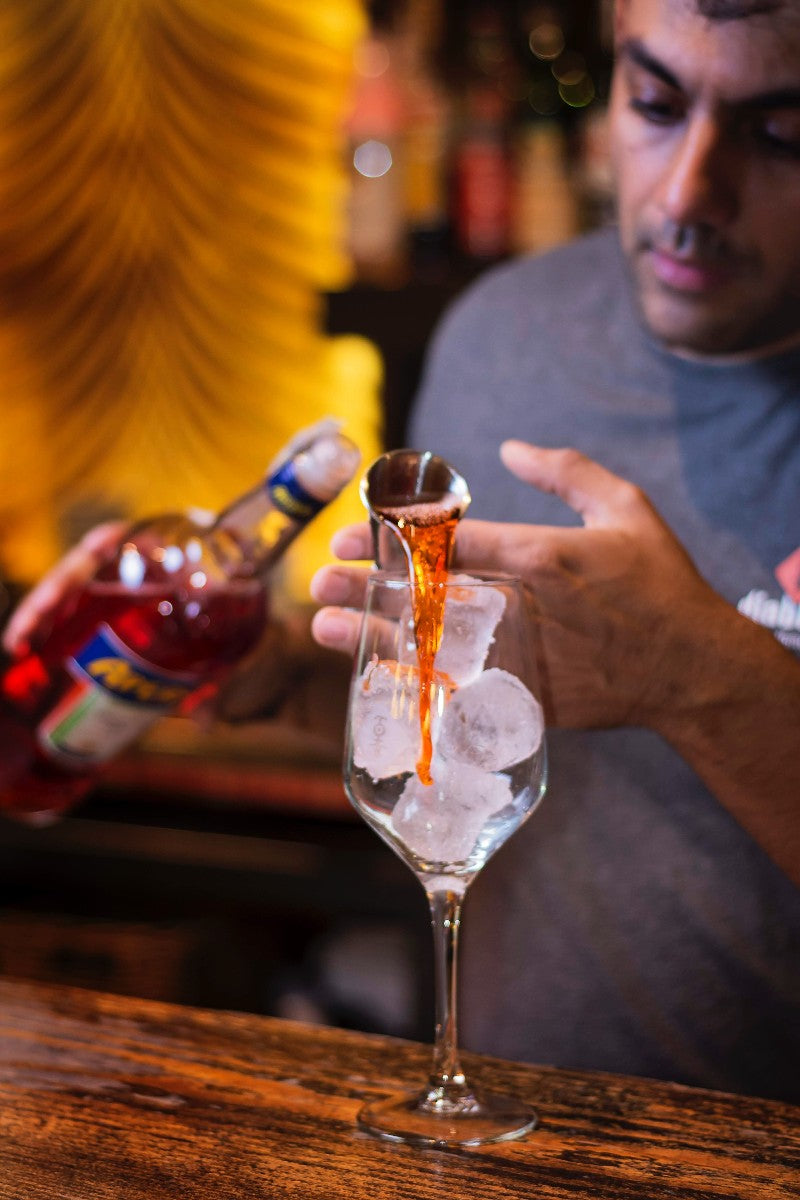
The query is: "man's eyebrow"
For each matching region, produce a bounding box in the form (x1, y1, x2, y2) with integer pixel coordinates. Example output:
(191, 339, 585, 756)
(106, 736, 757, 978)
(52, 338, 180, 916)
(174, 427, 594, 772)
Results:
(746, 88, 800, 111)
(618, 36, 800, 110)
(618, 38, 680, 89)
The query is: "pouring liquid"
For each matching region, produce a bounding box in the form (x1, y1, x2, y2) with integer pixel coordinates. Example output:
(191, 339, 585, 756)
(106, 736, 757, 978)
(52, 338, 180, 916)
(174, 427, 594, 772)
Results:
(368, 502, 460, 785)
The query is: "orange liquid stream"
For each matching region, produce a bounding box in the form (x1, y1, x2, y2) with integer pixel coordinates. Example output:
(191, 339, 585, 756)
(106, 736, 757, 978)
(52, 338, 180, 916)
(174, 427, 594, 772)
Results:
(382, 514, 457, 785)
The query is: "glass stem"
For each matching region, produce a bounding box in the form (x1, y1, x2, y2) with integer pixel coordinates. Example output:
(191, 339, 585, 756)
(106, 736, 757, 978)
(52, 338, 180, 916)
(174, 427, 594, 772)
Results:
(426, 887, 467, 1094)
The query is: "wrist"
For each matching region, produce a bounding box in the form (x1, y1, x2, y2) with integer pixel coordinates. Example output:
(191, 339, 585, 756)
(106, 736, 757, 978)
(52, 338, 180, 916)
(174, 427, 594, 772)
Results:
(651, 597, 797, 756)
(215, 613, 308, 723)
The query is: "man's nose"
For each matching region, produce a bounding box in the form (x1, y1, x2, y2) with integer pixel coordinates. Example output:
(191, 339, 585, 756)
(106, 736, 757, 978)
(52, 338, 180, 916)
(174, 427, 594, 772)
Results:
(658, 115, 738, 228)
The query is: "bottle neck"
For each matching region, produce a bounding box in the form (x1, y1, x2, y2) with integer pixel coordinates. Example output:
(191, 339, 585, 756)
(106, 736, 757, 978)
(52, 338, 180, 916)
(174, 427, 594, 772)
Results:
(209, 431, 360, 579)
(209, 478, 311, 580)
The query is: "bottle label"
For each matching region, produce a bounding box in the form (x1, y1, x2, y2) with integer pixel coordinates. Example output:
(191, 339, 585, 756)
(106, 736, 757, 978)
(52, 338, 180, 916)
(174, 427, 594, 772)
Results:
(267, 460, 325, 522)
(38, 623, 199, 768)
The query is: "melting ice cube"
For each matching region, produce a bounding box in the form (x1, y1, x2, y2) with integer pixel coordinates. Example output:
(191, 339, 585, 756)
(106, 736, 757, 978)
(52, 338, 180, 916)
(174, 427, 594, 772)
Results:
(351, 658, 451, 782)
(437, 667, 543, 772)
(391, 758, 514, 863)
(399, 575, 507, 686)
(351, 659, 419, 781)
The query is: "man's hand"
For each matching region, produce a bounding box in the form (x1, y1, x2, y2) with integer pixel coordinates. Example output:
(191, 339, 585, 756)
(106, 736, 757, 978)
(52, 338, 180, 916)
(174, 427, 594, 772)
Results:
(450, 440, 744, 733)
(2, 522, 126, 656)
(1, 520, 348, 742)
(313, 440, 733, 734)
(312, 440, 800, 884)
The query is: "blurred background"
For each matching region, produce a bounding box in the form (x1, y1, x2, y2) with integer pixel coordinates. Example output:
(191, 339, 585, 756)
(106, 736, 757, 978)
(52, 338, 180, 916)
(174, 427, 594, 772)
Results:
(0, 0, 612, 1040)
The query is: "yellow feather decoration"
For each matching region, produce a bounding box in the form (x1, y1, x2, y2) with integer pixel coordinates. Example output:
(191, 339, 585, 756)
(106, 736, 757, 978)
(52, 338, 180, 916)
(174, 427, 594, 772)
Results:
(0, 0, 382, 597)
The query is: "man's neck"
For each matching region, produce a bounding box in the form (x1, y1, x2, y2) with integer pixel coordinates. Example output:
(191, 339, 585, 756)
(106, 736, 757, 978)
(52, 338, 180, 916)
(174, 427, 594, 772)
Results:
(668, 326, 800, 365)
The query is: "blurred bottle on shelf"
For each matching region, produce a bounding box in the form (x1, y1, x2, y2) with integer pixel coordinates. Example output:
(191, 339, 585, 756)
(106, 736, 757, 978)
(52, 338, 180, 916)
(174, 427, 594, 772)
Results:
(345, 22, 409, 284)
(397, 0, 453, 278)
(509, 2, 599, 255)
(510, 118, 579, 255)
(342, 0, 611, 281)
(452, 82, 513, 263)
(450, 3, 519, 263)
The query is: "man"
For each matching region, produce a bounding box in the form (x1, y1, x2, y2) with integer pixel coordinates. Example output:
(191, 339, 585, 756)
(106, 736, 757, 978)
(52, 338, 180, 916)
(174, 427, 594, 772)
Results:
(310, 0, 800, 1102)
(5, 0, 800, 1103)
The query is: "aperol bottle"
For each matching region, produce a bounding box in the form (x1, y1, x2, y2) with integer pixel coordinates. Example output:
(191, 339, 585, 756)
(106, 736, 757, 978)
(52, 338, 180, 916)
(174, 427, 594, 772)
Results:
(0, 420, 360, 823)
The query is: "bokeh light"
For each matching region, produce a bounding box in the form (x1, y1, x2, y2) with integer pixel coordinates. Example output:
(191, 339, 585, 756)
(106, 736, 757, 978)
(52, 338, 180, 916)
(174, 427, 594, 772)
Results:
(529, 21, 566, 61)
(353, 139, 394, 178)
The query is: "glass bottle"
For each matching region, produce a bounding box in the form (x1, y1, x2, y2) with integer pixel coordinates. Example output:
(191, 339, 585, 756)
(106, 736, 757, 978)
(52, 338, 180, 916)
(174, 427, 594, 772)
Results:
(0, 419, 360, 823)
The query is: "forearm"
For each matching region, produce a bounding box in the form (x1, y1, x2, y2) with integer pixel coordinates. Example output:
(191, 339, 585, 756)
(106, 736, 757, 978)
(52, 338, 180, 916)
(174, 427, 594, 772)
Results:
(655, 601, 800, 888)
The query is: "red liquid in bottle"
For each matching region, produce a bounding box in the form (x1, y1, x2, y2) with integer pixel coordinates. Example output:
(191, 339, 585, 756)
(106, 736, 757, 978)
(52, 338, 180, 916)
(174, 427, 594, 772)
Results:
(0, 423, 360, 823)
(0, 575, 267, 822)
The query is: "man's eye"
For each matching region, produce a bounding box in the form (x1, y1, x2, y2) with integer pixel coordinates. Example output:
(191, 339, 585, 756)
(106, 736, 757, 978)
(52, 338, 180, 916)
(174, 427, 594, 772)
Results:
(629, 95, 682, 124)
(756, 118, 800, 160)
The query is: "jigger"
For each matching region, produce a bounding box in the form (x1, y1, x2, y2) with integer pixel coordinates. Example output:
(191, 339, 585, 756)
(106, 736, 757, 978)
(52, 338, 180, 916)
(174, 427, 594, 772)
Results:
(360, 449, 471, 568)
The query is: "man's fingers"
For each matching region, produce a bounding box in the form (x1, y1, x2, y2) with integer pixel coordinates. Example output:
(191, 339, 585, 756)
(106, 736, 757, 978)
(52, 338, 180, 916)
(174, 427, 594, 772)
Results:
(2, 520, 126, 653)
(310, 606, 363, 656)
(451, 518, 557, 577)
(500, 441, 650, 527)
(310, 563, 371, 609)
(329, 522, 373, 562)
(311, 564, 404, 661)
(329, 520, 411, 569)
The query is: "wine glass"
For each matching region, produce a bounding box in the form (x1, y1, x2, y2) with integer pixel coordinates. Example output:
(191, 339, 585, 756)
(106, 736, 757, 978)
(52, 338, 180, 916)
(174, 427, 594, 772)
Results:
(343, 570, 547, 1147)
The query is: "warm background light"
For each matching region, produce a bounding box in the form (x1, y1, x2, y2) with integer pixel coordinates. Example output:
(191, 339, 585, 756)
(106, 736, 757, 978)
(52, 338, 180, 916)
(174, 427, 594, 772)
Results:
(0, 0, 381, 598)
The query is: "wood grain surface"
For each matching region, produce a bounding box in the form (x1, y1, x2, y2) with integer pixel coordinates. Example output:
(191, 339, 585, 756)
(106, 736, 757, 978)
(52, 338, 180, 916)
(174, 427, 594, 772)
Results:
(0, 977, 797, 1199)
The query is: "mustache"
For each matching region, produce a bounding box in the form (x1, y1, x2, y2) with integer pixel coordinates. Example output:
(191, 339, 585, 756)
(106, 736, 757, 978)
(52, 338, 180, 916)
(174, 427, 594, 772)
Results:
(639, 220, 737, 263)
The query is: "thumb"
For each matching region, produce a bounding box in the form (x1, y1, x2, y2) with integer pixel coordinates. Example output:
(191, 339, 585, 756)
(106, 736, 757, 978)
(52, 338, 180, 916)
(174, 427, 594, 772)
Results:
(499, 441, 642, 527)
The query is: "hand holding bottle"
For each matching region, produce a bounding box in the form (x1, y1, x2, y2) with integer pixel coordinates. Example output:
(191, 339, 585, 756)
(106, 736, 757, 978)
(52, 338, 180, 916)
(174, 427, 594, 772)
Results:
(2, 523, 126, 659)
(0, 420, 360, 824)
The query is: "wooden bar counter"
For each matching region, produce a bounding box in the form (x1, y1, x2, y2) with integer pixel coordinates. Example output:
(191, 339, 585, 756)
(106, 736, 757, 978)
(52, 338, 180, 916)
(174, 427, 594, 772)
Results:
(0, 976, 797, 1198)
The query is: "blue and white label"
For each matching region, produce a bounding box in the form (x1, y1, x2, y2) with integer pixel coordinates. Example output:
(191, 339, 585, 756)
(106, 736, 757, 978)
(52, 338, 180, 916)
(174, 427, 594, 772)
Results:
(38, 624, 199, 767)
(267, 459, 325, 522)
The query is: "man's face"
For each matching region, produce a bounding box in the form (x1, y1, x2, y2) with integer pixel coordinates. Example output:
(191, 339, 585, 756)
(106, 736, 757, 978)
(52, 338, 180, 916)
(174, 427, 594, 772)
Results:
(610, 0, 800, 355)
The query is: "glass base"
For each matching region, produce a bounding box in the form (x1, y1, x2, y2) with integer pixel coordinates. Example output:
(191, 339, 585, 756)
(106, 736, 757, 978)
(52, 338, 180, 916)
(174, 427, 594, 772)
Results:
(357, 1083, 537, 1147)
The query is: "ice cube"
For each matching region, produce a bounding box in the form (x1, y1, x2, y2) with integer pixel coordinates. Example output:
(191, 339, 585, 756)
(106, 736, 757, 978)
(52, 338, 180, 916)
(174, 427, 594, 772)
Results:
(351, 658, 451, 782)
(399, 575, 507, 686)
(391, 758, 514, 863)
(351, 659, 419, 781)
(437, 667, 543, 771)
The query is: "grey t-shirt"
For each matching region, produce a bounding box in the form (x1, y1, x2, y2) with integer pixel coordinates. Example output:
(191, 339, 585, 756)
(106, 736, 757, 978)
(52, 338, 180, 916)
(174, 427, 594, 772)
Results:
(410, 227, 800, 1103)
